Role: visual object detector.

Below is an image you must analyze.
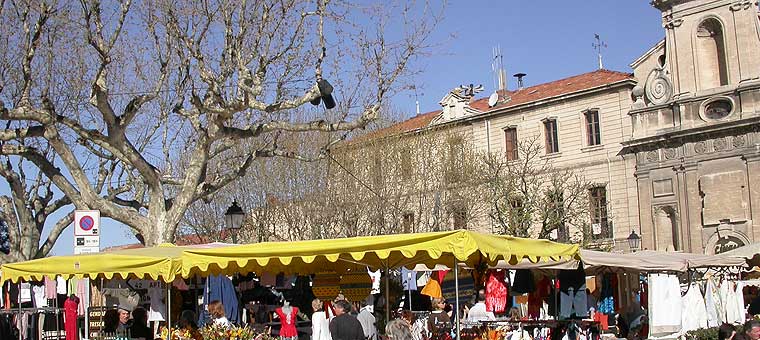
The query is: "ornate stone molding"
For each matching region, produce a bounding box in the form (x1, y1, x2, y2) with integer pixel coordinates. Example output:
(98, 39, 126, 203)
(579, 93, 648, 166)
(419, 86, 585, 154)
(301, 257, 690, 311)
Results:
(663, 147, 677, 160)
(713, 137, 728, 151)
(646, 150, 660, 163)
(694, 141, 708, 154)
(664, 17, 684, 29)
(645, 68, 674, 105)
(729, 0, 753, 11)
(733, 135, 747, 148)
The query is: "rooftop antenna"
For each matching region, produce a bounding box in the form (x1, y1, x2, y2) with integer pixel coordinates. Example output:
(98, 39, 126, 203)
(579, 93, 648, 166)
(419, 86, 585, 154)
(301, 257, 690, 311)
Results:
(593, 33, 607, 70)
(490, 45, 509, 107)
(409, 85, 421, 115)
(492, 45, 507, 91)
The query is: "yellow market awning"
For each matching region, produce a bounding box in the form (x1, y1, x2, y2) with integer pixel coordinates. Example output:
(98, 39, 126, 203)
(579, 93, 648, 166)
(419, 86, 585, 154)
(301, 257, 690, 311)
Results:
(181, 230, 579, 277)
(0, 243, 230, 283)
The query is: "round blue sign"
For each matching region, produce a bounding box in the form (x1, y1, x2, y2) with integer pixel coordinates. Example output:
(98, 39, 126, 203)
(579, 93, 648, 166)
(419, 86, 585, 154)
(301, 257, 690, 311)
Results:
(79, 215, 95, 231)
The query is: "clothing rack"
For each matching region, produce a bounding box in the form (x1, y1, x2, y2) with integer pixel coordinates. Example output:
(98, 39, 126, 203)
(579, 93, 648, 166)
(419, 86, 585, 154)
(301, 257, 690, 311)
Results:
(0, 307, 64, 314)
(1, 306, 65, 340)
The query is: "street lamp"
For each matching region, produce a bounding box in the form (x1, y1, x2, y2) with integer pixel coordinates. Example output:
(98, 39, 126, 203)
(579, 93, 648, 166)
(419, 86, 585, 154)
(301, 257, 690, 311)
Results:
(224, 201, 245, 243)
(627, 230, 641, 252)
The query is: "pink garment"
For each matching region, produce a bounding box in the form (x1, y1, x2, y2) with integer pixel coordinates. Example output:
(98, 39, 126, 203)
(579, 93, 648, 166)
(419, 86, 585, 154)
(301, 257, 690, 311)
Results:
(76, 279, 88, 315)
(173, 278, 190, 291)
(44, 277, 57, 299)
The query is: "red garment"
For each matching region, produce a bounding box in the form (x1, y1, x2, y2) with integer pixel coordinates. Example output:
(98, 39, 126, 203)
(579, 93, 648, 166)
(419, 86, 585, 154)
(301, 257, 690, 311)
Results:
(436, 270, 449, 283)
(640, 282, 648, 309)
(528, 278, 551, 319)
(64, 297, 79, 340)
(485, 270, 508, 313)
(593, 312, 608, 330)
(276, 306, 299, 338)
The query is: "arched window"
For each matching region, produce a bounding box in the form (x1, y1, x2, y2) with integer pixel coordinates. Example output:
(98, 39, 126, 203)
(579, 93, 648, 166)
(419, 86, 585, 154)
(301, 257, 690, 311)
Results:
(695, 18, 729, 89)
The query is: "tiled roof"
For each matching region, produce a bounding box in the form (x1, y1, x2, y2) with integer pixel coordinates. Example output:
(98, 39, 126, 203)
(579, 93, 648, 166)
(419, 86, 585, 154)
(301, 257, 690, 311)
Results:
(348, 69, 633, 142)
(348, 109, 441, 143)
(469, 69, 634, 111)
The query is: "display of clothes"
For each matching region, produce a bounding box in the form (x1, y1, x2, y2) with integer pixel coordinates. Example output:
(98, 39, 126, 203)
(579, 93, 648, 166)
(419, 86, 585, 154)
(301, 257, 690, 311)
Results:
(680, 283, 708, 332)
(485, 270, 508, 313)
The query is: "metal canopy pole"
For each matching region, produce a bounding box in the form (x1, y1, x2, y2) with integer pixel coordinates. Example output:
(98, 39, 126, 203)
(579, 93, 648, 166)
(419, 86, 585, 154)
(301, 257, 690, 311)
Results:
(408, 271, 413, 312)
(166, 281, 172, 340)
(454, 260, 460, 340)
(18, 281, 22, 340)
(385, 262, 390, 324)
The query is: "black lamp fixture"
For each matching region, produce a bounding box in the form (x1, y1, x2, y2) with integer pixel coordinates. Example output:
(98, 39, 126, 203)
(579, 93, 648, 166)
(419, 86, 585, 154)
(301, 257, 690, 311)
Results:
(309, 79, 336, 109)
(627, 229, 641, 252)
(224, 201, 245, 242)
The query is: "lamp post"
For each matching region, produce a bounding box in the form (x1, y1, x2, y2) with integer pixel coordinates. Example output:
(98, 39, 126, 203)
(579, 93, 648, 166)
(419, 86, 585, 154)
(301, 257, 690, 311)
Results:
(627, 230, 641, 252)
(224, 201, 245, 243)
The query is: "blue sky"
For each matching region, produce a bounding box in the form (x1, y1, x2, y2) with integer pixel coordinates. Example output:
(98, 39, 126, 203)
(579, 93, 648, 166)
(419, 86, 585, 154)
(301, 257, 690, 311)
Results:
(393, 1, 664, 116)
(14, 1, 666, 256)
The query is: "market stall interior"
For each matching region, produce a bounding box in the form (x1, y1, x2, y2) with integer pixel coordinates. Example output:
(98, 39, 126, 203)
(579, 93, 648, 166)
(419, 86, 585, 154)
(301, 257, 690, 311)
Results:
(0, 230, 580, 340)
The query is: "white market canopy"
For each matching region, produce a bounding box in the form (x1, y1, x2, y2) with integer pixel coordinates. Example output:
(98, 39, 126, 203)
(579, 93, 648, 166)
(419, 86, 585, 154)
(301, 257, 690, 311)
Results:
(490, 249, 746, 274)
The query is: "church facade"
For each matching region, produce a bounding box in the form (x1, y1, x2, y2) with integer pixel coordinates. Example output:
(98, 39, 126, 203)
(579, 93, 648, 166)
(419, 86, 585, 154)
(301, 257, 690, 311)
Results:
(623, 0, 760, 254)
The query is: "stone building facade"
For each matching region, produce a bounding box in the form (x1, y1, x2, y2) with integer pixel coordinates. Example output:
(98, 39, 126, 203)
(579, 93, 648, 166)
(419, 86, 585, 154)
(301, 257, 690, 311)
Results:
(622, 0, 760, 254)
(350, 0, 760, 253)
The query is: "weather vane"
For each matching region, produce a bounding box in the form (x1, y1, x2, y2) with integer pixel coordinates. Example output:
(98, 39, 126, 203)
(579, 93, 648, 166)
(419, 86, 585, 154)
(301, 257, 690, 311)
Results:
(457, 83, 484, 98)
(593, 33, 607, 70)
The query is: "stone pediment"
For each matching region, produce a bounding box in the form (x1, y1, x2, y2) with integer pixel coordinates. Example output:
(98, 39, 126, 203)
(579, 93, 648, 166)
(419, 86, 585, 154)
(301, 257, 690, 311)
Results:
(437, 89, 481, 122)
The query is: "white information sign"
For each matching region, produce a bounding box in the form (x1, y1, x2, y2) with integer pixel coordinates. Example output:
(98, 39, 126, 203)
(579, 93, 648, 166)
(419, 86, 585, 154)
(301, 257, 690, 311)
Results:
(75, 236, 100, 247)
(74, 246, 100, 255)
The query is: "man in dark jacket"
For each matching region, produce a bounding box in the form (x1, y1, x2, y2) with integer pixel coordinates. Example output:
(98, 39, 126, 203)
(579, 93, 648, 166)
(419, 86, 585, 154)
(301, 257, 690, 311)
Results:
(330, 300, 365, 340)
(128, 307, 152, 340)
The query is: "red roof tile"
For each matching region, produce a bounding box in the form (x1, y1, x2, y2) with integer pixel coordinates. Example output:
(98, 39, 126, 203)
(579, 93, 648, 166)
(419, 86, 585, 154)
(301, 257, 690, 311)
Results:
(470, 69, 633, 111)
(348, 109, 441, 143)
(348, 69, 633, 142)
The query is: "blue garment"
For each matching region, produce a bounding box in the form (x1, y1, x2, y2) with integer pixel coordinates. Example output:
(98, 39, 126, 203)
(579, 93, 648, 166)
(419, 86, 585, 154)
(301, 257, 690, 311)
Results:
(598, 274, 615, 314)
(199, 275, 240, 326)
(401, 268, 417, 290)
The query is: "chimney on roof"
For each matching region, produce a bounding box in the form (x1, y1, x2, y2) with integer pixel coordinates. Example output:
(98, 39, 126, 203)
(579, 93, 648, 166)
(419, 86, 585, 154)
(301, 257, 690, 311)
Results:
(514, 73, 526, 90)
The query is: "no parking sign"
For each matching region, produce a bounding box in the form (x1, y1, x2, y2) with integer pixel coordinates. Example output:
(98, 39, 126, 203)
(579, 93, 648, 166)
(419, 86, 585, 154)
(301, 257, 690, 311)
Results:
(74, 210, 100, 236)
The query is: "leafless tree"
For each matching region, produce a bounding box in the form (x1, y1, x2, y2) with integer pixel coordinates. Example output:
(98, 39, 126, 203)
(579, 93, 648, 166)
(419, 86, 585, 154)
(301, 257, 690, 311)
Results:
(482, 136, 594, 244)
(183, 125, 487, 243)
(0, 0, 442, 250)
(0, 156, 72, 263)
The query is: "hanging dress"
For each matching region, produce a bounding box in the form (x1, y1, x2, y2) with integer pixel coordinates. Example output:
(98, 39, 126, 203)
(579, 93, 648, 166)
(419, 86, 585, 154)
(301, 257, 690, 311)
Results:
(276, 306, 299, 338)
(64, 297, 79, 340)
